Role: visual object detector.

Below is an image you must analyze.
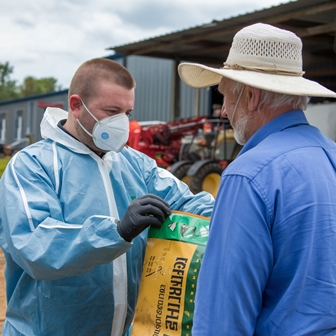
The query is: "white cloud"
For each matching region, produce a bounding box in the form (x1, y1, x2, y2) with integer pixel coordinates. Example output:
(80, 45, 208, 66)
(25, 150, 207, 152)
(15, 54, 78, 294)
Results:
(0, 0, 287, 88)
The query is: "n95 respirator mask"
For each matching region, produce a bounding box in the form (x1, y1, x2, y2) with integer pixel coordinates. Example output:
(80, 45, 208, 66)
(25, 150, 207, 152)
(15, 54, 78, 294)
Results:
(77, 99, 130, 152)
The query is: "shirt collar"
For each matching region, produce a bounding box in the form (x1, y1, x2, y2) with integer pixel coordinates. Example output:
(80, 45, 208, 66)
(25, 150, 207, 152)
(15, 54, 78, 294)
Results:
(239, 110, 309, 156)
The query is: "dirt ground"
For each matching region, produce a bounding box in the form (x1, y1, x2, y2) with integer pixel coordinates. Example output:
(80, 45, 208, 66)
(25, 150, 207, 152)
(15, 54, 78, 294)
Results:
(0, 250, 6, 331)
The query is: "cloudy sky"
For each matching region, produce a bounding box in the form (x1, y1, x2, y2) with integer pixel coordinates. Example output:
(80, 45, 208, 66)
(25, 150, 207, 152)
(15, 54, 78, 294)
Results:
(0, 0, 287, 89)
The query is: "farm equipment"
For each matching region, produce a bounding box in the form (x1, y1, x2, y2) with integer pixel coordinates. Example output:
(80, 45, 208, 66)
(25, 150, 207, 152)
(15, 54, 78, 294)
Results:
(128, 117, 242, 197)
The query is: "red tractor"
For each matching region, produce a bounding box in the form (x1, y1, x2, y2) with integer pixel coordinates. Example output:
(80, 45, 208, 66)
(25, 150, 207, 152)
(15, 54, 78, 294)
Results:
(128, 117, 242, 197)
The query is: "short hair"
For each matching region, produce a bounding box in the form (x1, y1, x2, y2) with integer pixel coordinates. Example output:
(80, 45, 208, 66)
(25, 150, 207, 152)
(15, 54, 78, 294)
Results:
(68, 58, 136, 102)
(227, 78, 309, 111)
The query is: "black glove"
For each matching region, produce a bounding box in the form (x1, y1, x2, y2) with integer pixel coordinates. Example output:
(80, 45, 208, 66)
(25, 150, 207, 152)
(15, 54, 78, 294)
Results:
(117, 194, 171, 242)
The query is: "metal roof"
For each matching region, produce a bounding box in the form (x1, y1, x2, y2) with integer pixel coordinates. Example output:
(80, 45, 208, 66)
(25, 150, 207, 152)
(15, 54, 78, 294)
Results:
(109, 0, 336, 93)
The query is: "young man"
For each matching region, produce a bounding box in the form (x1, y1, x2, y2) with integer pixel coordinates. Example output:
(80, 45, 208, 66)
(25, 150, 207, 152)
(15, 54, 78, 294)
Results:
(178, 23, 336, 335)
(0, 58, 214, 335)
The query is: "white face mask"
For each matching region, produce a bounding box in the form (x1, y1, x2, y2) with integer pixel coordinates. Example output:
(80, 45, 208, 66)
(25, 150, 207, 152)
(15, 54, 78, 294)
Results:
(77, 100, 130, 152)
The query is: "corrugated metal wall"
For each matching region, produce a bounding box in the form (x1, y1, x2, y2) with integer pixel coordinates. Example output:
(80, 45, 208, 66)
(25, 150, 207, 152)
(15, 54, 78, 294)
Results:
(180, 83, 210, 119)
(126, 55, 174, 122)
(125, 55, 211, 122)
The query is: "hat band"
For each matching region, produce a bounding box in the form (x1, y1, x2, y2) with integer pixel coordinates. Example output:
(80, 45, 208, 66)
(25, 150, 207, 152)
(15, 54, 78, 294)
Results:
(223, 62, 305, 77)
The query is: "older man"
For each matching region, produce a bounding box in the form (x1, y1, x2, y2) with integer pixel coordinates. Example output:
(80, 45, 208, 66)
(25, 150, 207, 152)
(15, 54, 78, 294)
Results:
(179, 23, 336, 335)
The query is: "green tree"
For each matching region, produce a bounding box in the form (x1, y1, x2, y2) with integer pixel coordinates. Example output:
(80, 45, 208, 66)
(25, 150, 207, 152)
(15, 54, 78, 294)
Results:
(0, 61, 62, 102)
(0, 61, 19, 101)
(19, 76, 62, 97)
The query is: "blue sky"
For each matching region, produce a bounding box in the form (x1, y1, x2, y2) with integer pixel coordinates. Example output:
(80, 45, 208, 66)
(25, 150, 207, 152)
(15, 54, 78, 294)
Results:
(0, 0, 288, 88)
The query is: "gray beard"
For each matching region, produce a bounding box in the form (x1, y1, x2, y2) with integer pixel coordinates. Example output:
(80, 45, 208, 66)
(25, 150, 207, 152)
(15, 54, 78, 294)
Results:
(233, 114, 250, 146)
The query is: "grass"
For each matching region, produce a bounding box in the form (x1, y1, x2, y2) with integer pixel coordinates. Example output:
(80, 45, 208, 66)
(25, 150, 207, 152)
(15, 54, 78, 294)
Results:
(0, 156, 11, 178)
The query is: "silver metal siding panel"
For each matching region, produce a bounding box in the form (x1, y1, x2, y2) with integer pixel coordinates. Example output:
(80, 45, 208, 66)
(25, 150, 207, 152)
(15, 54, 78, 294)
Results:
(126, 55, 173, 122)
(180, 83, 210, 119)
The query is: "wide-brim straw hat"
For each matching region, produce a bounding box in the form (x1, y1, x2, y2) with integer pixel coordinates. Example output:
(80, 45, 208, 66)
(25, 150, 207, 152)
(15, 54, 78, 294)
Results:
(178, 23, 336, 98)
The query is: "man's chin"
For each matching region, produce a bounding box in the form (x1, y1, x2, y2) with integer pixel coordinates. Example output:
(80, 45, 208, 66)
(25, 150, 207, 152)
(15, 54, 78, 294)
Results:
(233, 129, 246, 146)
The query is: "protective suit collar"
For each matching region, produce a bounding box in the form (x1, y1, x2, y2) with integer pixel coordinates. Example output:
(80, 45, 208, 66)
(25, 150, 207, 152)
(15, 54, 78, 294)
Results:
(41, 107, 94, 155)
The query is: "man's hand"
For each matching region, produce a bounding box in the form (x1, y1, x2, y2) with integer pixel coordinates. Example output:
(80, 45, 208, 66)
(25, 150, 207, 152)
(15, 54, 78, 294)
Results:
(117, 194, 171, 242)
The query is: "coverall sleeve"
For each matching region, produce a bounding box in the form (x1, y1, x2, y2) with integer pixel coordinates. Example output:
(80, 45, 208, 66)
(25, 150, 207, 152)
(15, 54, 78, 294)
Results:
(0, 153, 130, 281)
(143, 157, 214, 217)
(192, 174, 273, 335)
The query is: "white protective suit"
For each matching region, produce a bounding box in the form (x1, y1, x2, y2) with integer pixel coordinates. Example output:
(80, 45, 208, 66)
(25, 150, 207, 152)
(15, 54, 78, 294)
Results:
(0, 108, 214, 336)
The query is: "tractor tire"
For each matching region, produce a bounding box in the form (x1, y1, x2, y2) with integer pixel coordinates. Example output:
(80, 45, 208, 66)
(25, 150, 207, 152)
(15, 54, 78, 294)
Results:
(189, 162, 224, 197)
(172, 163, 193, 186)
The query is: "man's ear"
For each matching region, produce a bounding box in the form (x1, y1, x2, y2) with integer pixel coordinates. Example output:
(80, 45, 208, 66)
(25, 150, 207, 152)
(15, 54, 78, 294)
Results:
(247, 86, 261, 113)
(69, 95, 82, 118)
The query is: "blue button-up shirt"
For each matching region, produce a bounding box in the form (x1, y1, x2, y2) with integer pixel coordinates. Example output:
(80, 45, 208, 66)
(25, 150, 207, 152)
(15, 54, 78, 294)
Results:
(193, 110, 336, 335)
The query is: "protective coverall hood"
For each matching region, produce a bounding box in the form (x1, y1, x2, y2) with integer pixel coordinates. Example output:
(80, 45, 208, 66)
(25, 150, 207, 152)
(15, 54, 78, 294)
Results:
(41, 107, 92, 154)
